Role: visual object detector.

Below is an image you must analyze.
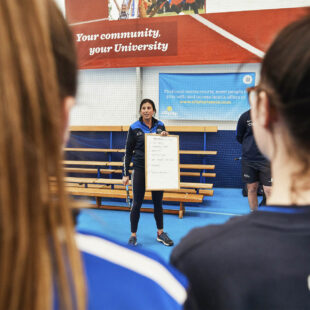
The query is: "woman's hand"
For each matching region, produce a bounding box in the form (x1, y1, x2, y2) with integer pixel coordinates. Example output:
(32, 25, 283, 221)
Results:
(122, 176, 130, 186)
(160, 131, 169, 136)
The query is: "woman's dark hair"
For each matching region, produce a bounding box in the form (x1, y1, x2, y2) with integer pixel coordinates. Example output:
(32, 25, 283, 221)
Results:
(139, 98, 156, 113)
(261, 15, 310, 151)
(50, 0, 77, 98)
(260, 15, 310, 200)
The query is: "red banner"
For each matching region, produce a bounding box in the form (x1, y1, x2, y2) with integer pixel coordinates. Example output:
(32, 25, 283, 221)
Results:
(66, 5, 308, 69)
(65, 0, 108, 24)
(74, 20, 178, 68)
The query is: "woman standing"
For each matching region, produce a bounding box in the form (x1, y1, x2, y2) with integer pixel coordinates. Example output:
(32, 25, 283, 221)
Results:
(123, 99, 174, 246)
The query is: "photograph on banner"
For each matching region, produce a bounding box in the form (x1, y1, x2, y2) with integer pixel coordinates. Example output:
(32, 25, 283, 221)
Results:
(109, 0, 139, 20)
(109, 0, 205, 20)
(159, 72, 255, 121)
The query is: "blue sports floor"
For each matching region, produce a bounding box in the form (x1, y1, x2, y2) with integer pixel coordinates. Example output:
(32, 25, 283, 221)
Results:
(76, 188, 257, 262)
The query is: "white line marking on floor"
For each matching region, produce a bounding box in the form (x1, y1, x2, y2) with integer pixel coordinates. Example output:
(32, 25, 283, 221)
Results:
(190, 14, 265, 58)
(188, 209, 243, 216)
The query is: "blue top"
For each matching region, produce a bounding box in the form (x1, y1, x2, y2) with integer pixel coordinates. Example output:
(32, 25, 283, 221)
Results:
(130, 117, 165, 133)
(76, 230, 188, 310)
(123, 117, 166, 175)
(236, 110, 266, 162)
(258, 205, 310, 214)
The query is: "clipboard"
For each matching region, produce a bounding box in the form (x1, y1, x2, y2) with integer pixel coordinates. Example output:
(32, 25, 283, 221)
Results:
(145, 134, 180, 191)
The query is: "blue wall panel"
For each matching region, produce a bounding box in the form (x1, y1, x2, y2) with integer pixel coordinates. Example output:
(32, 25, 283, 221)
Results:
(205, 130, 242, 188)
(66, 130, 243, 188)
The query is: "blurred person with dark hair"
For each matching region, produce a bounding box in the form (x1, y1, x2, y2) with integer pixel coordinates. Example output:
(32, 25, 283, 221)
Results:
(171, 16, 310, 310)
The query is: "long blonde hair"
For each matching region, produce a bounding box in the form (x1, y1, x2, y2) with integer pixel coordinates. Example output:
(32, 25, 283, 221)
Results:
(0, 0, 86, 309)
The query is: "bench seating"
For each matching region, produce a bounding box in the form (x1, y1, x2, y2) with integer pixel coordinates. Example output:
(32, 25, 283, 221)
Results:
(65, 125, 217, 217)
(64, 177, 213, 189)
(63, 161, 216, 189)
(64, 167, 216, 178)
(64, 147, 217, 155)
(64, 160, 215, 170)
(63, 182, 214, 196)
(69, 125, 218, 132)
(62, 166, 215, 194)
(64, 186, 203, 218)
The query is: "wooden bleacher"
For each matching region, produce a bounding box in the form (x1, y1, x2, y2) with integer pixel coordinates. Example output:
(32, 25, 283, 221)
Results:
(63, 125, 217, 218)
(64, 186, 203, 218)
(64, 177, 213, 190)
(63, 167, 216, 178)
(63, 161, 215, 195)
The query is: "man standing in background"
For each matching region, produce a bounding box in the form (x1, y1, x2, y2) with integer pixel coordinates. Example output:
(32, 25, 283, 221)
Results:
(236, 109, 272, 211)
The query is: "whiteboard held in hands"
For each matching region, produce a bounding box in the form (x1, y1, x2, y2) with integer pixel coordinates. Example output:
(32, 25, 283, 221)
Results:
(145, 134, 180, 191)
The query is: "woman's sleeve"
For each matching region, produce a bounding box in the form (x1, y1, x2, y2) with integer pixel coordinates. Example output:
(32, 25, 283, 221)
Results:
(123, 127, 136, 176)
(236, 113, 246, 144)
(158, 121, 166, 133)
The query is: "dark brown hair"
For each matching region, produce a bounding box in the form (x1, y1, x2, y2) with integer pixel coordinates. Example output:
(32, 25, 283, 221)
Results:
(260, 15, 310, 199)
(139, 98, 156, 113)
(261, 16, 310, 144)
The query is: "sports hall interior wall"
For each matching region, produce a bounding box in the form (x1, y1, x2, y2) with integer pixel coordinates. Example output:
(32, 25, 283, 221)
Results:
(59, 1, 308, 189)
(71, 64, 261, 129)
(68, 64, 259, 188)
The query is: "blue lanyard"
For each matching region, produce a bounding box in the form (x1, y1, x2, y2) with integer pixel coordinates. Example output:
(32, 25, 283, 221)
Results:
(258, 206, 310, 214)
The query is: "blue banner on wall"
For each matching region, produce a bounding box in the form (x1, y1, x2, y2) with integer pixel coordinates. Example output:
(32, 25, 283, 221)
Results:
(159, 72, 255, 121)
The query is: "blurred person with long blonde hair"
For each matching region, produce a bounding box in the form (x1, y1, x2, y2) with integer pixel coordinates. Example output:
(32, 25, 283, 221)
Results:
(0, 0, 188, 309)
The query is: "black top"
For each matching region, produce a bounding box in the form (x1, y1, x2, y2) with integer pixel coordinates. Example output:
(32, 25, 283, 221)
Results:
(236, 110, 266, 161)
(171, 205, 310, 310)
(123, 117, 166, 176)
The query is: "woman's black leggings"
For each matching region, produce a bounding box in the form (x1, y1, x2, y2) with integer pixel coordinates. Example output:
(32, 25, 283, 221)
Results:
(130, 168, 163, 233)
